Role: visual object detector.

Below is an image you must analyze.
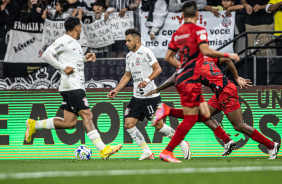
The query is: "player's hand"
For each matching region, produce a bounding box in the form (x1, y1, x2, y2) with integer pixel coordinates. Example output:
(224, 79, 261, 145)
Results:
(228, 53, 240, 62)
(137, 81, 148, 89)
(64, 66, 75, 75)
(119, 8, 128, 17)
(85, 53, 96, 62)
(253, 4, 261, 12)
(236, 77, 252, 89)
(145, 89, 158, 96)
(245, 4, 253, 14)
(107, 89, 118, 99)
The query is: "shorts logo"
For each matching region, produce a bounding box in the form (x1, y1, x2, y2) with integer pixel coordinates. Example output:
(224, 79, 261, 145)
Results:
(83, 97, 89, 107)
(124, 108, 130, 116)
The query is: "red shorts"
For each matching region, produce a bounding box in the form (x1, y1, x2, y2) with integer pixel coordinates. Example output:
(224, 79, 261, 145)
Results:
(176, 82, 205, 107)
(207, 83, 240, 114)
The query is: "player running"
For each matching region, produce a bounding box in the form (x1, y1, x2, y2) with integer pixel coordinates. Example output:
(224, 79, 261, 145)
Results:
(107, 29, 191, 160)
(150, 56, 280, 160)
(156, 1, 240, 163)
(24, 16, 122, 160)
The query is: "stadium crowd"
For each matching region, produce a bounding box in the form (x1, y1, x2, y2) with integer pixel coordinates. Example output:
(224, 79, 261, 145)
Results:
(0, 0, 281, 60)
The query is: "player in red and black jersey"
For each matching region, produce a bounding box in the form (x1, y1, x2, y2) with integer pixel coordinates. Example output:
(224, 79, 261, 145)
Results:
(156, 1, 240, 163)
(148, 56, 280, 160)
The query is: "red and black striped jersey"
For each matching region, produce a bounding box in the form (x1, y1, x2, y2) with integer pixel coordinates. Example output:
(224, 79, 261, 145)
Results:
(200, 56, 231, 97)
(168, 23, 209, 85)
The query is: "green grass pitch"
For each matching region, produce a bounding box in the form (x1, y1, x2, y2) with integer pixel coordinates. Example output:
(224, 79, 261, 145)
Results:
(0, 157, 282, 184)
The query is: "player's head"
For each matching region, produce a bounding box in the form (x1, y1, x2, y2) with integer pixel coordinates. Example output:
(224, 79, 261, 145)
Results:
(64, 16, 81, 40)
(222, 0, 234, 9)
(125, 28, 141, 52)
(182, 1, 198, 18)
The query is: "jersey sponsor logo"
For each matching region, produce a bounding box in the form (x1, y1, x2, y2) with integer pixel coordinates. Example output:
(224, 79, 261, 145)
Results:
(124, 108, 130, 116)
(54, 43, 64, 50)
(174, 34, 190, 41)
(196, 29, 207, 35)
(136, 57, 141, 65)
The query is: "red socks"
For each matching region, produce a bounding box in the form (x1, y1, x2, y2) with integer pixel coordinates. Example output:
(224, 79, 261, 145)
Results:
(169, 108, 184, 119)
(214, 126, 231, 144)
(250, 129, 274, 150)
(166, 115, 198, 152)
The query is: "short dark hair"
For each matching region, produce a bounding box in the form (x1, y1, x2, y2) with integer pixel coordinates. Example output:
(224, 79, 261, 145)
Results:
(182, 1, 198, 18)
(125, 28, 141, 38)
(64, 16, 80, 32)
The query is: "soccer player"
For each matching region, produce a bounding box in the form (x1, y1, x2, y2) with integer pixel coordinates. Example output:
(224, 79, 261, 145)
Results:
(157, 1, 240, 163)
(107, 29, 191, 160)
(24, 16, 122, 160)
(150, 56, 280, 160)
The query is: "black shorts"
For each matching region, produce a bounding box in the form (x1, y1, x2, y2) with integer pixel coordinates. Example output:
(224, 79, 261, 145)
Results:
(60, 89, 90, 116)
(124, 96, 161, 121)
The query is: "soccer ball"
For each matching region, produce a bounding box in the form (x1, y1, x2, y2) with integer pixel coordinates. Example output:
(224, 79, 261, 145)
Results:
(74, 145, 92, 160)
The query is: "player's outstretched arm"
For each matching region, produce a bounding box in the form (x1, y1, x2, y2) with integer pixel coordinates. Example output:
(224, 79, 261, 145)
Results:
(107, 71, 132, 99)
(164, 49, 181, 69)
(199, 43, 240, 62)
(218, 58, 252, 89)
(146, 73, 176, 96)
(137, 62, 162, 89)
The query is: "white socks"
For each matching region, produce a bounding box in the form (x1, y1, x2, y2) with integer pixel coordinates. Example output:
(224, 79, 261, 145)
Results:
(158, 124, 175, 138)
(159, 124, 187, 148)
(35, 118, 55, 129)
(127, 126, 150, 152)
(87, 129, 106, 151)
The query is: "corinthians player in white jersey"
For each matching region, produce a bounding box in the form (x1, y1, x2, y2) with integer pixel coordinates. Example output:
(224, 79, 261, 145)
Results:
(107, 29, 191, 160)
(24, 17, 121, 160)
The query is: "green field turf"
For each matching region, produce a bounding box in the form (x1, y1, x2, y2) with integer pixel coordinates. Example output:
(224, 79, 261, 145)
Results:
(0, 157, 282, 184)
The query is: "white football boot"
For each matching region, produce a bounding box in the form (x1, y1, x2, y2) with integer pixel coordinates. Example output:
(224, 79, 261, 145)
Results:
(180, 141, 191, 160)
(222, 140, 236, 156)
(269, 142, 280, 160)
(139, 151, 155, 160)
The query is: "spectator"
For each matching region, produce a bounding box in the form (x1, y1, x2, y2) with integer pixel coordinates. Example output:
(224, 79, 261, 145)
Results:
(205, 0, 243, 17)
(145, 0, 168, 40)
(169, 0, 206, 12)
(242, 0, 274, 48)
(0, 0, 21, 59)
(83, 0, 116, 58)
(266, 0, 282, 56)
(42, 0, 82, 20)
(19, 0, 45, 23)
(88, 0, 115, 21)
(18, 0, 28, 9)
(106, 0, 141, 57)
(68, 0, 89, 10)
(42, 0, 56, 9)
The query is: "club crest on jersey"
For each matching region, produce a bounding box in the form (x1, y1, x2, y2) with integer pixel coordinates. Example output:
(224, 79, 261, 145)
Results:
(124, 108, 130, 116)
(136, 57, 141, 65)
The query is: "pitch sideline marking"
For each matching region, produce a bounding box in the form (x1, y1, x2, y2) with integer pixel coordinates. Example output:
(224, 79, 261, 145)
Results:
(0, 166, 282, 180)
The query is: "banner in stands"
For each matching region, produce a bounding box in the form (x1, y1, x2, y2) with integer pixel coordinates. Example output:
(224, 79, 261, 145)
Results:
(82, 19, 115, 48)
(42, 19, 86, 47)
(108, 11, 134, 40)
(4, 30, 45, 64)
(140, 11, 235, 58)
(0, 86, 281, 159)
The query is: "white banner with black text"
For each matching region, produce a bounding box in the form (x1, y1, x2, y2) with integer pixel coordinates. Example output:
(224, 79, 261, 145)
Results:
(140, 11, 235, 58)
